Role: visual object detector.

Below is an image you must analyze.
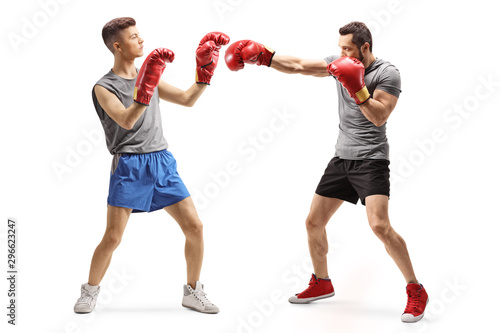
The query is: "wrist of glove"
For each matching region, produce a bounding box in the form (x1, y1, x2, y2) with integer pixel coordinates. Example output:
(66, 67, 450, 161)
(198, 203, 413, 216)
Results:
(353, 86, 370, 105)
(133, 89, 153, 105)
(195, 64, 214, 85)
(257, 45, 275, 67)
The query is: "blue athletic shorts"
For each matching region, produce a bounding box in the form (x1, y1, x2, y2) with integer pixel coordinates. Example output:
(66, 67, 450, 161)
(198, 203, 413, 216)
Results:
(108, 150, 190, 213)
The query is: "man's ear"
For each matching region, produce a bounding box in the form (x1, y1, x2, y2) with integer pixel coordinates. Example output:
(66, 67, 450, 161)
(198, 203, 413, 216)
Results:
(363, 42, 371, 53)
(113, 41, 121, 53)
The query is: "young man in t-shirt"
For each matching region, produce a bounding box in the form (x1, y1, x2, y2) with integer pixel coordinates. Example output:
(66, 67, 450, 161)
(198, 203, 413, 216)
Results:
(224, 21, 428, 323)
(74, 17, 229, 314)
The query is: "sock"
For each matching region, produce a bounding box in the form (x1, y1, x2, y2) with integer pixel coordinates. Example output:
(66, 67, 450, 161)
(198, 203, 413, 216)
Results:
(85, 283, 99, 292)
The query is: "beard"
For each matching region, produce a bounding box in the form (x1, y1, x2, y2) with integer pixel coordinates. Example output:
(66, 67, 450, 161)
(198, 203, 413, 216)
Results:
(357, 47, 364, 62)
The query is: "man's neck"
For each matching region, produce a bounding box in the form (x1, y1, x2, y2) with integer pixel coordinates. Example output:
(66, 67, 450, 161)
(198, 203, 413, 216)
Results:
(112, 57, 137, 79)
(363, 53, 377, 68)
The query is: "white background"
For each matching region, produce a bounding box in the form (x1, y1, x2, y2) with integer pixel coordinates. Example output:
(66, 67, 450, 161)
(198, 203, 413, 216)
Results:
(1, 0, 499, 332)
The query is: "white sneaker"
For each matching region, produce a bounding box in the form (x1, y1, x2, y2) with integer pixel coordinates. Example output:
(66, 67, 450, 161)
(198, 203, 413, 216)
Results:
(182, 281, 219, 314)
(74, 283, 100, 313)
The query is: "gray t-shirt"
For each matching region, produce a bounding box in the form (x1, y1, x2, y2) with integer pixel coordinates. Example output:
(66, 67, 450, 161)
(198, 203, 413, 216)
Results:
(324, 55, 401, 160)
(92, 69, 169, 155)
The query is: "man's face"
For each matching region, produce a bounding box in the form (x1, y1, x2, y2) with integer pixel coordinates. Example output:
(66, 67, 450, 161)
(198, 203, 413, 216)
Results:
(116, 26, 144, 58)
(338, 34, 362, 61)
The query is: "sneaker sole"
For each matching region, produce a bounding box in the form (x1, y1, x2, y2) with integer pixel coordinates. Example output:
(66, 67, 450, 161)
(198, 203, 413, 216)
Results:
(288, 291, 335, 304)
(182, 303, 219, 314)
(401, 297, 430, 323)
(74, 304, 95, 314)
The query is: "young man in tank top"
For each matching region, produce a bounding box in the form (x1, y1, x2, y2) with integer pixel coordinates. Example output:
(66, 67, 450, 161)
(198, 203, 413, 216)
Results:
(74, 17, 229, 314)
(224, 22, 429, 323)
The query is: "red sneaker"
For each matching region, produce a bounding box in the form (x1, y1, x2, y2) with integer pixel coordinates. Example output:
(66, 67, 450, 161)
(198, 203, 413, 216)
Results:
(288, 273, 335, 304)
(401, 283, 429, 323)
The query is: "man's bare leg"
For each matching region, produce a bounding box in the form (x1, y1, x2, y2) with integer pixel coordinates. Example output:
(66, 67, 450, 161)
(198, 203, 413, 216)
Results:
(365, 195, 418, 284)
(305, 194, 344, 279)
(164, 196, 203, 288)
(88, 205, 132, 286)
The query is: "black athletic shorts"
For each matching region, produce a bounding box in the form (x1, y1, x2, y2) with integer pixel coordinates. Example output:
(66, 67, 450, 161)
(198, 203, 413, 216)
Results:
(315, 157, 390, 206)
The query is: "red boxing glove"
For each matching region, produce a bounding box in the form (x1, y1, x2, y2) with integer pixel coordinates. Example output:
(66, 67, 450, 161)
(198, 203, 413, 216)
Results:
(196, 32, 230, 84)
(327, 57, 370, 104)
(224, 40, 275, 71)
(134, 48, 175, 105)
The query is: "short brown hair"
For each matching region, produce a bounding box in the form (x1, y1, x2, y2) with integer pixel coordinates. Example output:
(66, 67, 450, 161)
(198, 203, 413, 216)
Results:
(339, 21, 373, 52)
(102, 17, 136, 53)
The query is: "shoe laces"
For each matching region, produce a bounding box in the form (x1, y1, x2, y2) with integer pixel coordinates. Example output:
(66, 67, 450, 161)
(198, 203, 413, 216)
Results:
(77, 287, 98, 305)
(189, 286, 213, 306)
(404, 289, 421, 313)
(299, 277, 319, 295)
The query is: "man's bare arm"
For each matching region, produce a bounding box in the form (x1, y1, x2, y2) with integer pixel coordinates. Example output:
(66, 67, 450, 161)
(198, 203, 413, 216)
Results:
(94, 85, 147, 130)
(359, 89, 398, 127)
(158, 81, 207, 107)
(270, 55, 330, 77)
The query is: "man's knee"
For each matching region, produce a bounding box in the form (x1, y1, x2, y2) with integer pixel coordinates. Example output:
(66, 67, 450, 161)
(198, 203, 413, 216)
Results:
(184, 219, 204, 238)
(101, 232, 122, 253)
(305, 215, 326, 233)
(369, 217, 391, 238)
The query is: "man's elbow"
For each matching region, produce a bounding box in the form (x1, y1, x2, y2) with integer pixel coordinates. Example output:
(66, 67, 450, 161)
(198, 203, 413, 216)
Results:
(291, 62, 305, 74)
(368, 114, 388, 127)
(373, 110, 392, 127)
(277, 58, 304, 74)
(373, 117, 388, 127)
(183, 98, 195, 107)
(121, 116, 136, 130)
(121, 122, 134, 130)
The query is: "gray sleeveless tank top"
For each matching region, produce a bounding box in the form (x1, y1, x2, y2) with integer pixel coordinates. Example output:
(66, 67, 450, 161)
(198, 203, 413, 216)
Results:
(92, 69, 169, 155)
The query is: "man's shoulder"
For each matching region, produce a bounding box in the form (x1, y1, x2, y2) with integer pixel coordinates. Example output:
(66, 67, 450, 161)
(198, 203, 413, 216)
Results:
(373, 58, 400, 74)
(95, 69, 116, 86)
(93, 70, 123, 97)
